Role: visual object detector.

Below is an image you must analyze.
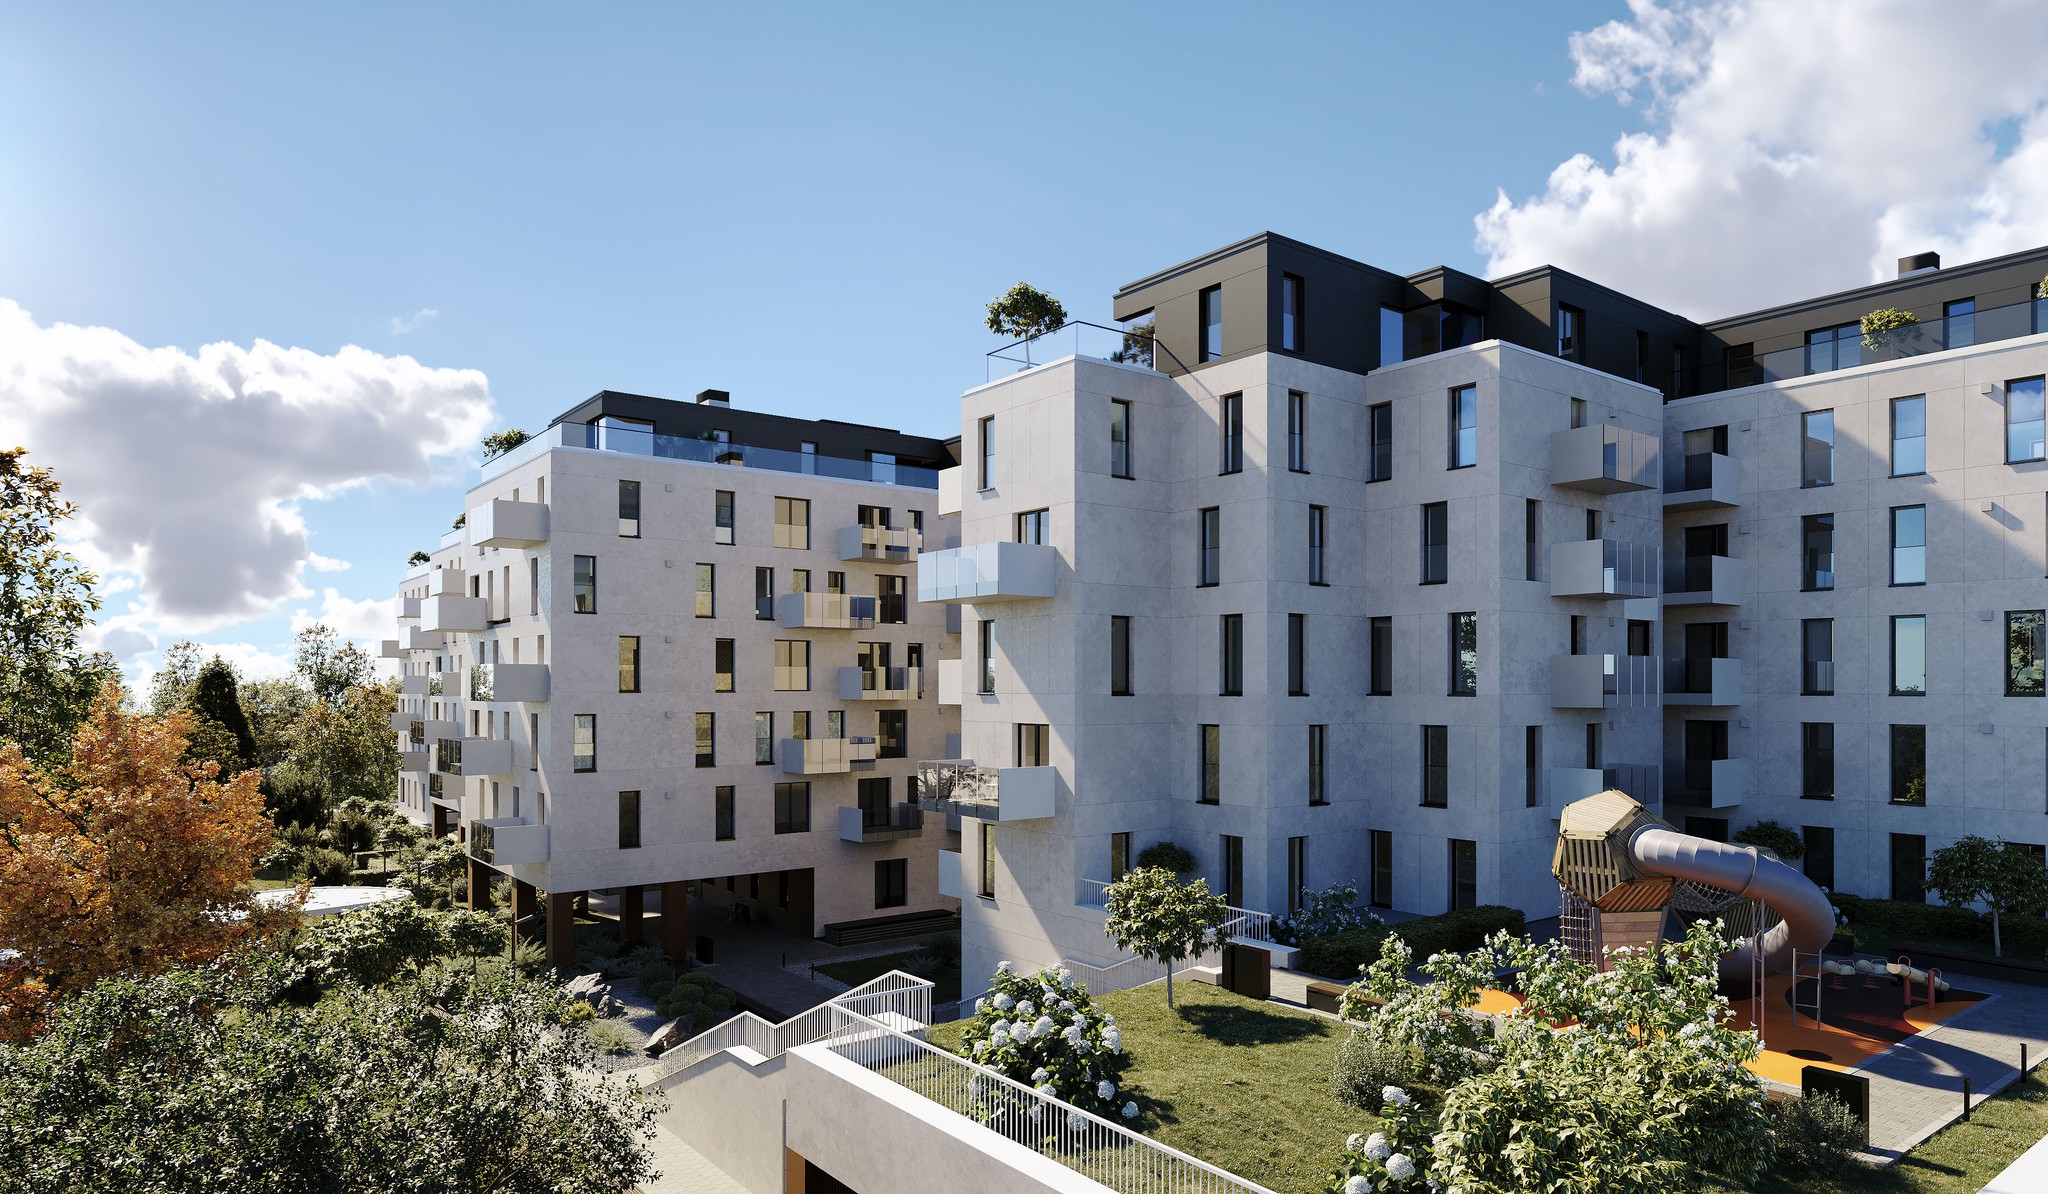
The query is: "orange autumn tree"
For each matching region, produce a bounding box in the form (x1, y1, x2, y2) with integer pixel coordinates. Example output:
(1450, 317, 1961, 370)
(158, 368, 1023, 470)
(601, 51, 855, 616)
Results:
(0, 682, 296, 1041)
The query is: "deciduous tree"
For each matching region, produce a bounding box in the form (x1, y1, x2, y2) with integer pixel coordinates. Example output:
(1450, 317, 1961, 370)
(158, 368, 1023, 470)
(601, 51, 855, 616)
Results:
(1103, 866, 1228, 1008)
(984, 282, 1068, 343)
(1928, 834, 2048, 956)
(183, 658, 257, 773)
(0, 447, 118, 769)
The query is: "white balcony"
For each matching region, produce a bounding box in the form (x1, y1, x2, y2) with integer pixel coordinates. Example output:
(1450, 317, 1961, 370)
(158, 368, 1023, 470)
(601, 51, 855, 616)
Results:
(777, 737, 879, 775)
(398, 749, 430, 775)
(838, 666, 922, 701)
(1664, 555, 1742, 606)
(915, 760, 1055, 821)
(469, 663, 550, 703)
(388, 711, 412, 732)
(1664, 452, 1741, 510)
(1550, 654, 1660, 709)
(430, 567, 467, 597)
(1669, 756, 1743, 809)
(1550, 424, 1658, 493)
(1549, 763, 1659, 808)
(917, 541, 1055, 603)
(436, 736, 514, 778)
(405, 627, 447, 651)
(468, 818, 549, 866)
(423, 594, 488, 633)
(467, 499, 549, 548)
(937, 848, 965, 899)
(379, 638, 403, 659)
(396, 596, 422, 622)
(1664, 657, 1742, 706)
(838, 803, 926, 843)
(838, 524, 923, 564)
(937, 466, 962, 517)
(1549, 539, 1658, 600)
(401, 673, 432, 696)
(776, 592, 876, 630)
(936, 658, 962, 706)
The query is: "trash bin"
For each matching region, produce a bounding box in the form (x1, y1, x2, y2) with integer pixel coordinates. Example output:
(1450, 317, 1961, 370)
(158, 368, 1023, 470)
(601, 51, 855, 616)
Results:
(696, 934, 714, 965)
(1221, 942, 1270, 1000)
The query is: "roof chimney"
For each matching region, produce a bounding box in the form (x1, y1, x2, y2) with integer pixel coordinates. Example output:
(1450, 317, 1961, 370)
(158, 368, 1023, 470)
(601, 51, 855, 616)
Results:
(1897, 251, 1941, 277)
(695, 389, 731, 406)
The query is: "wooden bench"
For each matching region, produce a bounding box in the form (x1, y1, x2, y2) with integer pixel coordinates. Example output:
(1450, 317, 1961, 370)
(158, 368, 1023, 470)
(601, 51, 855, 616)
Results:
(1306, 981, 1348, 1014)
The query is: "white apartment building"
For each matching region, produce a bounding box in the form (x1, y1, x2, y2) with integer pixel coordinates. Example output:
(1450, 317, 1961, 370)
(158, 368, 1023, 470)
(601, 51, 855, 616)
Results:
(388, 390, 962, 969)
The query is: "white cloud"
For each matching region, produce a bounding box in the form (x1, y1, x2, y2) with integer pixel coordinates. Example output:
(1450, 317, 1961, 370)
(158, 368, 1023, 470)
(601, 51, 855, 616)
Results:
(388, 307, 439, 336)
(1477, 0, 2048, 317)
(307, 552, 352, 573)
(0, 299, 493, 628)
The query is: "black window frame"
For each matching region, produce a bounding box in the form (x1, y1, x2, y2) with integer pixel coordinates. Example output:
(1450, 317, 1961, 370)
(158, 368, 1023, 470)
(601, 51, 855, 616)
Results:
(618, 480, 641, 538)
(1367, 403, 1393, 482)
(573, 555, 597, 614)
(618, 790, 641, 850)
(1420, 502, 1448, 585)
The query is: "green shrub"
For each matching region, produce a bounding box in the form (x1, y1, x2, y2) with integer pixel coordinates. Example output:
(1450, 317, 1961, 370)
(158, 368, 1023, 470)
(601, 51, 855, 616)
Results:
(347, 869, 391, 888)
(1828, 893, 1983, 943)
(1298, 907, 1524, 980)
(1774, 1091, 1863, 1178)
(1732, 820, 1804, 861)
(296, 847, 352, 886)
(1299, 926, 1390, 980)
(615, 944, 678, 989)
(1134, 841, 1196, 874)
(655, 972, 736, 1024)
(1329, 1029, 1414, 1111)
(913, 933, 962, 974)
(565, 999, 598, 1022)
(582, 1019, 640, 1056)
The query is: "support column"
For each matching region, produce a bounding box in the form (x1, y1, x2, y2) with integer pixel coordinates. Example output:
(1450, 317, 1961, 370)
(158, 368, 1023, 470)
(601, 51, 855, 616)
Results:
(467, 856, 494, 911)
(661, 880, 689, 964)
(546, 889, 577, 973)
(511, 879, 538, 947)
(620, 885, 644, 944)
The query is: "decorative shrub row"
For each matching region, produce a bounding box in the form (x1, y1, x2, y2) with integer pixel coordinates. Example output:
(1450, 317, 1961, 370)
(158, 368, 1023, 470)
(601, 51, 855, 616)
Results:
(1831, 892, 2048, 953)
(1298, 906, 1526, 979)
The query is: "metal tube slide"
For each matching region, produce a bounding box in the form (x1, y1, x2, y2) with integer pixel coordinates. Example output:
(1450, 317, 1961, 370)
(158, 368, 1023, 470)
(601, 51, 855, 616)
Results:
(1629, 826, 1836, 977)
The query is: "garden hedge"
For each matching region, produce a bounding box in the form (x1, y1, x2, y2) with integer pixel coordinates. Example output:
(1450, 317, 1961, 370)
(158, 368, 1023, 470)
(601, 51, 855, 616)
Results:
(1831, 892, 2048, 954)
(1297, 905, 1526, 979)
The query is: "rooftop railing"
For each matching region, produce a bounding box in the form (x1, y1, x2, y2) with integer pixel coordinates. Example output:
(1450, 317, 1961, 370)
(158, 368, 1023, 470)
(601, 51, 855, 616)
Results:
(986, 320, 1172, 382)
(483, 421, 939, 488)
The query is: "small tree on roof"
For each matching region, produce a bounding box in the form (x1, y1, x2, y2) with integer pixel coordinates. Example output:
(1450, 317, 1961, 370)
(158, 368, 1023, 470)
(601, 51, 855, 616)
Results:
(480, 428, 531, 460)
(1927, 835, 2048, 957)
(985, 282, 1068, 343)
(1103, 866, 1228, 1008)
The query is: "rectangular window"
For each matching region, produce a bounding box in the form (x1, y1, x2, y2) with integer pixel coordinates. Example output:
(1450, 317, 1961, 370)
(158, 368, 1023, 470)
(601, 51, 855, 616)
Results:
(826, 571, 844, 594)
(1556, 303, 1583, 361)
(1287, 836, 1307, 915)
(1308, 724, 1326, 806)
(1801, 514, 1835, 591)
(755, 712, 773, 765)
(979, 822, 996, 898)
(1110, 399, 1132, 479)
(774, 640, 810, 691)
(1946, 298, 1977, 349)
(2008, 376, 2046, 464)
(713, 638, 734, 693)
(1449, 612, 1477, 696)
(1804, 323, 1860, 374)
(856, 776, 892, 829)
(979, 619, 995, 693)
(1802, 410, 1835, 487)
(877, 575, 907, 625)
(1801, 620, 1834, 695)
(754, 567, 774, 620)
(1198, 724, 1220, 805)
(573, 714, 596, 772)
(714, 490, 735, 545)
(618, 480, 641, 538)
(878, 710, 908, 759)
(1015, 508, 1049, 546)
(1891, 726, 1927, 805)
(774, 782, 811, 834)
(1287, 390, 1307, 471)
(1199, 284, 1222, 362)
(1802, 723, 1834, 799)
(1448, 384, 1478, 469)
(1109, 832, 1131, 883)
(1280, 273, 1304, 352)
(1198, 507, 1221, 586)
(1420, 502, 1448, 584)
(694, 563, 714, 617)
(773, 497, 810, 549)
(573, 556, 597, 614)
(694, 712, 714, 768)
(1369, 617, 1393, 696)
(1369, 830, 1393, 908)
(2008, 610, 2046, 696)
(1109, 616, 1131, 695)
(618, 636, 640, 693)
(1892, 615, 1926, 695)
(1891, 505, 1926, 585)
(791, 568, 810, 592)
(1368, 402, 1393, 482)
(1524, 500, 1540, 581)
(1421, 725, 1448, 807)
(1525, 725, 1541, 808)
(1628, 619, 1654, 656)
(715, 786, 735, 840)
(1379, 306, 1405, 367)
(1890, 833, 1927, 902)
(1220, 834, 1244, 906)
(1803, 826, 1835, 890)
(1219, 614, 1244, 696)
(1892, 396, 1927, 476)
(874, 858, 908, 909)
(1013, 722, 1047, 768)
(1286, 614, 1307, 696)
(791, 711, 809, 739)
(529, 557, 540, 616)
(1307, 505, 1326, 584)
(618, 791, 641, 849)
(1449, 839, 1477, 911)
(529, 712, 540, 771)
(1219, 392, 1243, 474)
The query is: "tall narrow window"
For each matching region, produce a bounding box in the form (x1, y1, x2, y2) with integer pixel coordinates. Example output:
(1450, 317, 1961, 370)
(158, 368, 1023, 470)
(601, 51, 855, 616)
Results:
(1556, 303, 1584, 361)
(1891, 615, 1926, 695)
(773, 496, 810, 549)
(715, 786, 735, 840)
(618, 636, 640, 693)
(1524, 726, 1541, 807)
(1110, 398, 1132, 478)
(1802, 514, 1835, 591)
(1420, 503, 1448, 584)
(1802, 723, 1834, 799)
(573, 714, 596, 772)
(755, 567, 774, 620)
(1109, 616, 1131, 695)
(799, 440, 817, 473)
(1287, 836, 1307, 915)
(1219, 393, 1243, 474)
(874, 858, 908, 909)
(1308, 505, 1327, 584)
(1287, 614, 1307, 696)
(1421, 725, 1448, 807)
(1198, 507, 1221, 586)
(755, 712, 773, 764)
(694, 713, 714, 768)
(1803, 826, 1836, 890)
(1449, 612, 1477, 696)
(714, 490, 735, 545)
(879, 710, 908, 759)
(1448, 384, 1478, 468)
(1368, 403, 1393, 482)
(1220, 835, 1244, 906)
(1014, 508, 1049, 545)
(1198, 725, 1220, 804)
(2008, 376, 2046, 464)
(1280, 273, 1304, 352)
(618, 791, 641, 849)
(1891, 726, 1927, 805)
(774, 782, 811, 834)
(1946, 298, 1977, 349)
(1890, 833, 1927, 902)
(1802, 410, 1835, 486)
(774, 640, 809, 691)
(694, 563, 714, 617)
(1448, 839, 1477, 910)
(1307, 724, 1326, 806)
(529, 557, 540, 616)
(1369, 830, 1393, 907)
(877, 575, 907, 624)
(1199, 285, 1222, 362)
(1801, 620, 1833, 695)
(1013, 722, 1048, 768)
(979, 619, 995, 693)
(1287, 390, 1307, 471)
(1892, 396, 1927, 476)
(1891, 506, 1926, 585)
(1524, 500, 1540, 581)
(1109, 833, 1131, 883)
(618, 480, 641, 537)
(573, 556, 597, 613)
(1219, 614, 1243, 696)
(713, 638, 734, 693)
(2008, 610, 2046, 696)
(1369, 617, 1393, 695)
(979, 822, 996, 898)
(978, 415, 995, 490)
(1569, 397, 1587, 429)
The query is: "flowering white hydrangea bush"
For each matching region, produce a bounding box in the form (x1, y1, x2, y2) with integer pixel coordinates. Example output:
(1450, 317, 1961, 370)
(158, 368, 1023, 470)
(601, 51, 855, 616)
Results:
(959, 962, 1130, 1116)
(1324, 1091, 1434, 1193)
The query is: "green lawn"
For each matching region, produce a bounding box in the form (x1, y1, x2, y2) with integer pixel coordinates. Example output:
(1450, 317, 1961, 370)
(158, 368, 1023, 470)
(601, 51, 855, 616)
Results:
(814, 950, 960, 1004)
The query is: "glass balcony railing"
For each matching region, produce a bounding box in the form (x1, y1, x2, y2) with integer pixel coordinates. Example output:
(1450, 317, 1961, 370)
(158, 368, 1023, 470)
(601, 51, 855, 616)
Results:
(986, 320, 1171, 382)
(1674, 295, 2048, 396)
(572, 423, 939, 489)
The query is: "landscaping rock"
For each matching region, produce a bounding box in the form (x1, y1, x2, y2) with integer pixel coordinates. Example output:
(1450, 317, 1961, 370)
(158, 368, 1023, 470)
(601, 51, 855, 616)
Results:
(645, 1016, 693, 1056)
(563, 972, 609, 1001)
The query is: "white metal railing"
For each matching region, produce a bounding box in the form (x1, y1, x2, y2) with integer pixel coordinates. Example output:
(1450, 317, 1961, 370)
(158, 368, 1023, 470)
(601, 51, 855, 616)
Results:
(823, 1001, 1276, 1194)
(647, 969, 933, 1083)
(1075, 878, 1273, 944)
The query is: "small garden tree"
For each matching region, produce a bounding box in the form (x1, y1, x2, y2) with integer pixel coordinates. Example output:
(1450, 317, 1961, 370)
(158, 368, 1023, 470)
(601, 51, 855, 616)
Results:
(1133, 840, 1196, 874)
(407, 549, 431, 567)
(1103, 866, 1228, 1008)
(1860, 306, 1921, 351)
(1927, 835, 2048, 957)
(481, 427, 532, 460)
(985, 282, 1068, 344)
(1731, 819, 1804, 861)
(0, 447, 119, 770)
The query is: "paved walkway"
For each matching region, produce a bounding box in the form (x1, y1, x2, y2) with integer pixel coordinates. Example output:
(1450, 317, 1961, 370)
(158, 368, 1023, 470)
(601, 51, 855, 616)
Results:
(636, 1123, 748, 1194)
(1848, 971, 2048, 1162)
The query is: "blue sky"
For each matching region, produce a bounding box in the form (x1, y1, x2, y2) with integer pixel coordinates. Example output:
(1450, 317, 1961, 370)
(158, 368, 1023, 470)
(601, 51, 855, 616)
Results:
(3, 1, 2043, 681)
